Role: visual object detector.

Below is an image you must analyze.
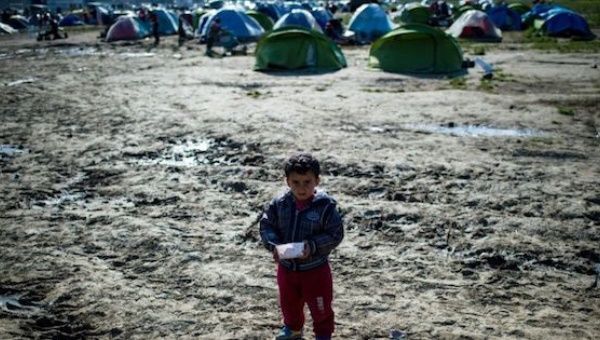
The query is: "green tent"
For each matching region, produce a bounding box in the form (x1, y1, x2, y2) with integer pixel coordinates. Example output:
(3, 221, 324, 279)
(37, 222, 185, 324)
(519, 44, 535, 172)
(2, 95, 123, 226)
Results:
(507, 2, 530, 15)
(254, 26, 347, 71)
(369, 24, 464, 74)
(453, 5, 477, 20)
(247, 10, 274, 31)
(395, 3, 431, 25)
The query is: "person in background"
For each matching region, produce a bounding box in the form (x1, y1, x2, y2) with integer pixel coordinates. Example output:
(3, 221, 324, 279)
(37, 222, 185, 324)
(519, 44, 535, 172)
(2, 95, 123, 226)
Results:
(205, 18, 222, 56)
(149, 11, 159, 45)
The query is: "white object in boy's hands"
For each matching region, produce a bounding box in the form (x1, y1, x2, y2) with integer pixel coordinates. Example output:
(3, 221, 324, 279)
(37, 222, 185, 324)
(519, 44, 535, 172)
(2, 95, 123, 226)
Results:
(275, 242, 305, 259)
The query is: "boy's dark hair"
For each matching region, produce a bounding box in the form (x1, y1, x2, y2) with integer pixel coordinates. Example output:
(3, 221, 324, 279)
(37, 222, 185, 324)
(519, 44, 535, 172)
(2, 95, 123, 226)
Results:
(284, 153, 320, 177)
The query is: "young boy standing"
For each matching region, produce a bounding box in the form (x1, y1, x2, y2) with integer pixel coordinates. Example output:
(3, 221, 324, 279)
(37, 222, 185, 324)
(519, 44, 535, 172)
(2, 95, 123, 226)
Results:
(260, 153, 344, 340)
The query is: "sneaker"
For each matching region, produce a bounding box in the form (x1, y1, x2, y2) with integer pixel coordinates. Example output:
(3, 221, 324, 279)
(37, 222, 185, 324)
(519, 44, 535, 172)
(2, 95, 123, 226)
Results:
(275, 326, 302, 340)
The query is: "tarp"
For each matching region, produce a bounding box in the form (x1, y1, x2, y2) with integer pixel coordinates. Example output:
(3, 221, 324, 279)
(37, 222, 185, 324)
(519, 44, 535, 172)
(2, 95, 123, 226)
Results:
(273, 9, 322, 33)
(348, 4, 394, 43)
(200, 8, 264, 43)
(246, 10, 274, 31)
(369, 24, 464, 74)
(255, 26, 347, 71)
(487, 5, 522, 31)
(396, 3, 431, 25)
(59, 13, 85, 27)
(106, 16, 150, 42)
(447, 10, 502, 42)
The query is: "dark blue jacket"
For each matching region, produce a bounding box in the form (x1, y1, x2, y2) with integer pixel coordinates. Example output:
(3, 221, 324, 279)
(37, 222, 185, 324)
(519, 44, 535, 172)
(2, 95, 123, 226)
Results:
(260, 189, 344, 271)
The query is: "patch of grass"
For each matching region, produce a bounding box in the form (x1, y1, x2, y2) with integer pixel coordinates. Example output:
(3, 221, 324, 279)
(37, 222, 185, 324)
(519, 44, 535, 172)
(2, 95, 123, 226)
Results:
(246, 90, 263, 98)
(557, 106, 576, 116)
(449, 77, 467, 89)
(477, 79, 495, 92)
(361, 87, 404, 93)
(472, 45, 486, 55)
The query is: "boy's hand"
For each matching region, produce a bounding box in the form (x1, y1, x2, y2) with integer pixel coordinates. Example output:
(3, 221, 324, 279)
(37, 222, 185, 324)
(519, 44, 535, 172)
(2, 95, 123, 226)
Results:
(272, 248, 279, 263)
(299, 241, 311, 259)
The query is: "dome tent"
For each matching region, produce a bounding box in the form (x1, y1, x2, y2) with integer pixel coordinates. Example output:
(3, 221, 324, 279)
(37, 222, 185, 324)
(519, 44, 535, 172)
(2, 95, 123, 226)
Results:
(507, 2, 530, 15)
(106, 16, 150, 42)
(487, 5, 522, 31)
(151, 8, 178, 35)
(200, 8, 264, 43)
(254, 26, 347, 71)
(369, 24, 464, 74)
(348, 4, 394, 43)
(396, 2, 431, 25)
(246, 10, 274, 31)
(536, 8, 594, 39)
(273, 9, 322, 32)
(447, 10, 502, 42)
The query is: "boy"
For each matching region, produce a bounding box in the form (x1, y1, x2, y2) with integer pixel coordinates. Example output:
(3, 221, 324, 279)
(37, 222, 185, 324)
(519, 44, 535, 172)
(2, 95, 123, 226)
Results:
(260, 153, 344, 340)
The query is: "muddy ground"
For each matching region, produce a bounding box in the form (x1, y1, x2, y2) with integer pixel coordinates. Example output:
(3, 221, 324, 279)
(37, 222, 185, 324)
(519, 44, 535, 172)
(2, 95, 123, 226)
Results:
(0, 29, 599, 339)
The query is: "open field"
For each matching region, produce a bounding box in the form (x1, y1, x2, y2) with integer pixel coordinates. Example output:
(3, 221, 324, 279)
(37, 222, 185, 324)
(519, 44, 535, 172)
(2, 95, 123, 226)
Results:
(1, 29, 599, 339)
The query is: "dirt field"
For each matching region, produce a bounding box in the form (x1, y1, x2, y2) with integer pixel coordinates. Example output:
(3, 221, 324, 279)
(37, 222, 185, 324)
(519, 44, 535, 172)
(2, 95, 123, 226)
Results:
(1, 29, 599, 339)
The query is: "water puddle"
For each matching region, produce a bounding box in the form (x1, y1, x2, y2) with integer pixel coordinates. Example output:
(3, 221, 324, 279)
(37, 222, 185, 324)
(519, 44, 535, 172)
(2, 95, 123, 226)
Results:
(0, 145, 28, 156)
(0, 294, 41, 316)
(43, 191, 85, 207)
(6, 78, 37, 87)
(119, 52, 156, 58)
(401, 123, 544, 137)
(135, 138, 213, 167)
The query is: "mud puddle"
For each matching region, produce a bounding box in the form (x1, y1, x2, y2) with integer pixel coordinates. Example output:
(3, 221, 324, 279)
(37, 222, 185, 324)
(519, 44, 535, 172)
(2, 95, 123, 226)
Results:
(0, 293, 41, 316)
(0, 144, 28, 156)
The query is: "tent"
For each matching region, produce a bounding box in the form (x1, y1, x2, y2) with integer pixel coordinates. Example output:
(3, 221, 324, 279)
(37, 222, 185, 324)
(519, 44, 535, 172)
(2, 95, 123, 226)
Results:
(254, 26, 347, 71)
(255, 2, 284, 22)
(200, 8, 264, 43)
(151, 8, 178, 35)
(536, 8, 594, 39)
(273, 9, 322, 33)
(246, 10, 274, 31)
(348, 4, 394, 43)
(487, 5, 522, 31)
(0, 22, 18, 34)
(507, 2, 530, 15)
(369, 24, 464, 74)
(8, 15, 29, 30)
(59, 13, 85, 27)
(311, 7, 333, 30)
(106, 16, 150, 42)
(447, 10, 502, 42)
(396, 3, 431, 25)
(453, 5, 476, 20)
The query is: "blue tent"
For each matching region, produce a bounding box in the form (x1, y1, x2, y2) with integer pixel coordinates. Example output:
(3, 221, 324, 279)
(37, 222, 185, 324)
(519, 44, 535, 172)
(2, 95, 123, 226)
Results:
(273, 9, 322, 32)
(487, 5, 521, 31)
(311, 7, 333, 30)
(152, 8, 178, 35)
(539, 8, 594, 39)
(348, 4, 394, 43)
(255, 2, 284, 22)
(59, 13, 85, 26)
(200, 8, 264, 43)
(521, 4, 563, 27)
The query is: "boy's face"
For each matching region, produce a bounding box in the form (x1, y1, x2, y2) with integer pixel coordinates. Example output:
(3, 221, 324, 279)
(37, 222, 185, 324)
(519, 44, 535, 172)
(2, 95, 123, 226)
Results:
(286, 171, 320, 201)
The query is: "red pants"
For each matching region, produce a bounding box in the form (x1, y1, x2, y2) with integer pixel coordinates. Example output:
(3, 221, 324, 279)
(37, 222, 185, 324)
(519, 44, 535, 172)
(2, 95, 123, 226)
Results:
(277, 263, 334, 337)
